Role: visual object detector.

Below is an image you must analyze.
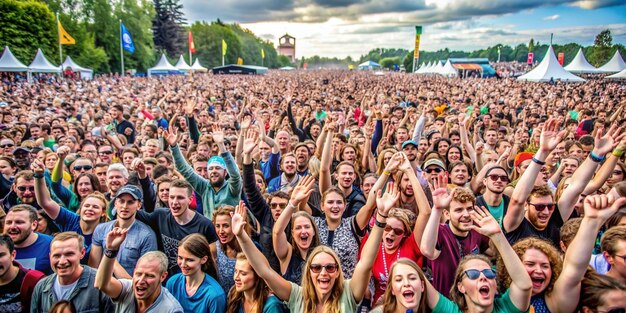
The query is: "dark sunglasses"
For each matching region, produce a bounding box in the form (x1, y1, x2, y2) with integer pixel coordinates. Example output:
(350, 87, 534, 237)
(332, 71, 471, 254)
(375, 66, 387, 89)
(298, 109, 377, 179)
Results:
(74, 165, 93, 171)
(487, 174, 509, 182)
(425, 167, 443, 174)
(310, 263, 338, 274)
(527, 202, 555, 211)
(270, 203, 288, 209)
(0, 144, 14, 148)
(17, 186, 35, 192)
(384, 225, 405, 236)
(464, 269, 496, 280)
(98, 150, 113, 155)
(606, 309, 625, 313)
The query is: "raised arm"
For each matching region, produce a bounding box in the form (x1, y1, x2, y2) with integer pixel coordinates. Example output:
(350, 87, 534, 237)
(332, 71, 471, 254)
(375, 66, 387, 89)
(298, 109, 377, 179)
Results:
(399, 154, 431, 244)
(32, 159, 61, 219)
(51, 146, 70, 183)
(94, 227, 127, 299)
(164, 127, 211, 193)
(420, 173, 452, 260)
(548, 194, 626, 313)
(470, 206, 532, 311)
(583, 135, 626, 194)
(319, 126, 334, 195)
(232, 201, 292, 301)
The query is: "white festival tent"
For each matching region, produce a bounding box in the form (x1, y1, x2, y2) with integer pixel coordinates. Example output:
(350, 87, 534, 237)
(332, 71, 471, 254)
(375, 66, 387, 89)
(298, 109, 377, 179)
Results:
(28, 48, 61, 73)
(417, 62, 429, 74)
(605, 68, 626, 80)
(0, 46, 29, 72)
(564, 48, 601, 73)
(420, 61, 433, 74)
(440, 60, 458, 77)
(431, 61, 444, 75)
(175, 55, 192, 71)
(61, 56, 93, 80)
(191, 59, 208, 72)
(598, 50, 626, 73)
(147, 54, 181, 76)
(517, 46, 585, 82)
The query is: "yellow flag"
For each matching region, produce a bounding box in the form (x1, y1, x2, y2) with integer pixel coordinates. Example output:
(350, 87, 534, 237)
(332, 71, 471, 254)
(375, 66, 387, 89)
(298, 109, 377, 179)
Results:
(261, 48, 265, 59)
(58, 20, 75, 45)
(237, 57, 243, 65)
(222, 39, 227, 56)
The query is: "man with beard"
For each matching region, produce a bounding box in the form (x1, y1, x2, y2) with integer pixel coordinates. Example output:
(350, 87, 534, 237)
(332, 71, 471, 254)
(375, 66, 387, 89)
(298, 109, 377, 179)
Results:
(110, 104, 136, 144)
(267, 153, 300, 193)
(421, 183, 491, 297)
(134, 179, 217, 279)
(476, 166, 511, 225)
(89, 185, 157, 277)
(1, 171, 43, 213)
(294, 143, 310, 176)
(95, 228, 183, 313)
(4, 205, 53, 274)
(401, 141, 419, 168)
(0, 234, 44, 313)
(12, 147, 31, 171)
(167, 125, 242, 219)
(31, 232, 114, 312)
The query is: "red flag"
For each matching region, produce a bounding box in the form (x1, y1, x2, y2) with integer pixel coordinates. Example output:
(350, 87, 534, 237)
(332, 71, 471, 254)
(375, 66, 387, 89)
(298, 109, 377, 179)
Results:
(558, 52, 564, 65)
(527, 53, 534, 65)
(188, 31, 196, 54)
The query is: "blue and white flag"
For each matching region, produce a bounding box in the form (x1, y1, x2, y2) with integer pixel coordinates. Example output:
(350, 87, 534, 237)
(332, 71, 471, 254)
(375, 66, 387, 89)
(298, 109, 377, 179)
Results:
(121, 22, 135, 53)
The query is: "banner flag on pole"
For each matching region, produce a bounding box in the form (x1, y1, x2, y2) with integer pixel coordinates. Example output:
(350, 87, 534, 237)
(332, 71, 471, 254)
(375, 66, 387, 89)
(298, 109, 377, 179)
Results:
(58, 20, 76, 45)
(189, 31, 196, 53)
(557, 52, 564, 65)
(237, 57, 243, 65)
(121, 22, 135, 53)
(413, 26, 422, 72)
(261, 48, 265, 59)
(222, 39, 228, 56)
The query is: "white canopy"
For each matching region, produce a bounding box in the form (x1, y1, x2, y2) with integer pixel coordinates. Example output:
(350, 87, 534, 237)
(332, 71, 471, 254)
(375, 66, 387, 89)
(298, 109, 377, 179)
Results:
(605, 68, 626, 80)
(61, 56, 93, 80)
(440, 60, 458, 77)
(175, 55, 192, 71)
(28, 48, 61, 73)
(517, 46, 585, 82)
(415, 62, 427, 74)
(147, 54, 180, 76)
(279, 66, 295, 71)
(598, 50, 626, 73)
(564, 48, 601, 73)
(0, 46, 28, 72)
(431, 61, 444, 75)
(191, 59, 208, 72)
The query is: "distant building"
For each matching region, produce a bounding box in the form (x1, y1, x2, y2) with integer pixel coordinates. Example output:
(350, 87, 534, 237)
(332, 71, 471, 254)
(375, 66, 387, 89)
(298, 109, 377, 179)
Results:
(278, 34, 296, 63)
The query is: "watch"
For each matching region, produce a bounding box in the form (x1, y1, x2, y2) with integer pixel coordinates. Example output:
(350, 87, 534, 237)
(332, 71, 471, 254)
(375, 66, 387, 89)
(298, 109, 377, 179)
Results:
(104, 249, 119, 259)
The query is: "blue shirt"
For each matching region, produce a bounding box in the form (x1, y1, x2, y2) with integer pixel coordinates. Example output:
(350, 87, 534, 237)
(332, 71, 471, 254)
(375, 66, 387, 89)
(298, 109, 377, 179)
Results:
(92, 219, 157, 275)
(55, 206, 93, 264)
(16, 233, 52, 274)
(165, 273, 226, 313)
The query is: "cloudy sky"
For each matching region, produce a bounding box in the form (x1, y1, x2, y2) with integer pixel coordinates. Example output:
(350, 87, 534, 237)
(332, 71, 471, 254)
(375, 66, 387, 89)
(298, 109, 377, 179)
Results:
(181, 0, 626, 59)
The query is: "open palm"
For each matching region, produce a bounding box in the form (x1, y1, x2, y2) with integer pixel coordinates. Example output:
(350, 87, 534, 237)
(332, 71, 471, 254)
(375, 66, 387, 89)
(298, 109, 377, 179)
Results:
(231, 201, 248, 236)
(376, 182, 400, 216)
(469, 206, 500, 237)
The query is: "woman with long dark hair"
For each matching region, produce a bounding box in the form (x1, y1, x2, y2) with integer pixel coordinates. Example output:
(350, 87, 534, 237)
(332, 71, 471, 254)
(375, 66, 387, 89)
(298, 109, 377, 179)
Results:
(227, 253, 287, 313)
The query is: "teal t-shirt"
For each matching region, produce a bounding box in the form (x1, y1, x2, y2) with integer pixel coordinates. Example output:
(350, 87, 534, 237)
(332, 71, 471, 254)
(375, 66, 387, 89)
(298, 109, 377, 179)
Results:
(486, 200, 505, 226)
(432, 289, 528, 313)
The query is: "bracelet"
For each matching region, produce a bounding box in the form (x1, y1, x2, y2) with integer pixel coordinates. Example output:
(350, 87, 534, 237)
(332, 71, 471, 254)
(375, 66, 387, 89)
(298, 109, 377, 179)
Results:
(531, 157, 546, 166)
(382, 170, 391, 176)
(613, 149, 624, 157)
(377, 212, 388, 219)
(33, 173, 44, 179)
(104, 249, 119, 259)
(287, 201, 297, 210)
(589, 151, 605, 163)
(374, 219, 387, 228)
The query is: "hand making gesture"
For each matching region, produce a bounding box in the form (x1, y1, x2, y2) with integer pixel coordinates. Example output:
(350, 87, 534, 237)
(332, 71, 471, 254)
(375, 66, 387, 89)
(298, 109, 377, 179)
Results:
(231, 201, 248, 237)
(290, 176, 315, 206)
(539, 118, 566, 152)
(468, 206, 501, 238)
(105, 227, 129, 251)
(431, 173, 453, 210)
(376, 181, 400, 217)
(163, 125, 179, 147)
(242, 128, 259, 155)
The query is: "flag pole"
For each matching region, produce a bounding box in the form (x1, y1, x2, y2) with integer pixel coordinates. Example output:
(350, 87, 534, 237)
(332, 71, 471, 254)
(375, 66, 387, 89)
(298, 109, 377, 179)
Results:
(57, 12, 62, 64)
(120, 20, 124, 75)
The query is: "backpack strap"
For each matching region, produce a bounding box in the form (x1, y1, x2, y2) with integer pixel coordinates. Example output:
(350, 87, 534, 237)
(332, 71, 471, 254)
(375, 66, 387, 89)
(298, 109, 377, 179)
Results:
(20, 269, 45, 310)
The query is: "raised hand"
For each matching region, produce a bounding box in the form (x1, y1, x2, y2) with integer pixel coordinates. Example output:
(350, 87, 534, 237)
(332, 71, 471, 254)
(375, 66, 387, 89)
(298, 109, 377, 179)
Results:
(384, 152, 405, 174)
(290, 176, 315, 205)
(468, 206, 501, 237)
(211, 124, 224, 144)
(583, 194, 626, 221)
(539, 118, 566, 152)
(184, 98, 196, 116)
(242, 129, 259, 155)
(431, 173, 452, 210)
(56, 145, 71, 160)
(231, 201, 248, 237)
(131, 158, 146, 179)
(594, 124, 625, 157)
(398, 152, 414, 173)
(105, 227, 129, 250)
(376, 181, 400, 216)
(30, 158, 45, 175)
(163, 125, 179, 147)
(240, 115, 252, 130)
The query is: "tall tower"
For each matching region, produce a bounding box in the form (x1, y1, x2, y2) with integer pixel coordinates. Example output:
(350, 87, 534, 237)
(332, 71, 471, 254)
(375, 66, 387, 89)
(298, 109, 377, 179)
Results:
(278, 34, 296, 63)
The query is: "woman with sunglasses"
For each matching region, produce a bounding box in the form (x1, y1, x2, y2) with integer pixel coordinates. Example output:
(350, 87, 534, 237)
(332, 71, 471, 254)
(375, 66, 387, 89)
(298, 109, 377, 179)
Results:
(273, 176, 321, 283)
(497, 193, 625, 313)
(231, 181, 398, 312)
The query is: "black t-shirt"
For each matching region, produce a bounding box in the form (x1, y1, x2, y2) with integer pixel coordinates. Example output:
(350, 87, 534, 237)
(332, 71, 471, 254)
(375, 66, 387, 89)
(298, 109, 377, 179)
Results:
(504, 209, 564, 248)
(0, 268, 25, 312)
(115, 119, 136, 144)
(136, 208, 218, 276)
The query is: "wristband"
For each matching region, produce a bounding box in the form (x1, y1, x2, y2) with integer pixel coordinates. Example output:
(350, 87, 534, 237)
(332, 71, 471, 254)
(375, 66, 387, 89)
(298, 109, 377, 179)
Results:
(383, 170, 391, 176)
(374, 219, 387, 228)
(33, 173, 44, 179)
(531, 157, 546, 166)
(590, 151, 605, 163)
(377, 212, 388, 219)
(613, 149, 624, 157)
(104, 249, 119, 259)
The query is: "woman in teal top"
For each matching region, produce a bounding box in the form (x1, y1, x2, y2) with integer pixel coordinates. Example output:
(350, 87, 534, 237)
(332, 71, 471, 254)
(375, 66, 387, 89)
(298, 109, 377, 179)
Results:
(166, 234, 226, 313)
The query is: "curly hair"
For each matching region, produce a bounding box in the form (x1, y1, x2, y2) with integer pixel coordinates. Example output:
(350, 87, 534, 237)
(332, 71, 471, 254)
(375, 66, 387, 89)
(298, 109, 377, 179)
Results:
(451, 187, 476, 204)
(496, 237, 562, 296)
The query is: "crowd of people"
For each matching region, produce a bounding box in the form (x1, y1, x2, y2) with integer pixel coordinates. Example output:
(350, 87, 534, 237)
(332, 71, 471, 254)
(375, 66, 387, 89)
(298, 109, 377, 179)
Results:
(0, 70, 625, 313)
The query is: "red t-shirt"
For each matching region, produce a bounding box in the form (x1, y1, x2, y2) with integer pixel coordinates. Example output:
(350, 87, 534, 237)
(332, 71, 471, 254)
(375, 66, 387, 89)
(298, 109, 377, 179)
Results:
(359, 232, 423, 304)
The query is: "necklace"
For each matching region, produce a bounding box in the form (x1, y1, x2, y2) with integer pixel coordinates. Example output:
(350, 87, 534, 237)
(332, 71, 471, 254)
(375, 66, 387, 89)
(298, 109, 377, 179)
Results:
(381, 242, 401, 278)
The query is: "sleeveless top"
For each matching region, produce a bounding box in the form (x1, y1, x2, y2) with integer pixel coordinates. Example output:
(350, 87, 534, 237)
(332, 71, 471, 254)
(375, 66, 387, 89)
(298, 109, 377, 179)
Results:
(530, 294, 551, 313)
(283, 251, 305, 284)
(314, 216, 359, 278)
(216, 241, 236, 293)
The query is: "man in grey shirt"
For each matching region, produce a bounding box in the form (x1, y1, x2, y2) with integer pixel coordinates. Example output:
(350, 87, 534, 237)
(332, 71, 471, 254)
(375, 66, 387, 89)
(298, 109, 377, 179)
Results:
(95, 227, 182, 313)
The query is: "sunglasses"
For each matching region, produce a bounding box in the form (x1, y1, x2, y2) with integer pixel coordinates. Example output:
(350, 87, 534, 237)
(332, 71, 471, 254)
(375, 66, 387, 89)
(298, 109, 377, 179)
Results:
(605, 309, 626, 313)
(270, 203, 288, 209)
(487, 174, 509, 182)
(74, 165, 93, 171)
(17, 186, 35, 192)
(310, 263, 338, 274)
(426, 167, 443, 174)
(464, 268, 496, 280)
(527, 202, 555, 211)
(0, 144, 14, 148)
(384, 225, 405, 236)
(98, 150, 113, 155)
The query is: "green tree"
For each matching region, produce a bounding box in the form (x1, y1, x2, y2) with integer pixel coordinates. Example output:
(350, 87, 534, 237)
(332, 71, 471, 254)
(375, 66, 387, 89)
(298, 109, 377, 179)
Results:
(153, 0, 185, 57)
(594, 29, 612, 47)
(588, 29, 614, 66)
(528, 38, 535, 53)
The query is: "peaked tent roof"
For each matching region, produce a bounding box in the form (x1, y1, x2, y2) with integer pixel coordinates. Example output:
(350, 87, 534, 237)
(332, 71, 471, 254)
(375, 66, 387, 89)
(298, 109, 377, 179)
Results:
(564, 48, 601, 73)
(28, 48, 61, 73)
(440, 60, 458, 77)
(598, 50, 626, 73)
(517, 46, 585, 82)
(147, 54, 180, 76)
(423, 61, 434, 73)
(175, 55, 192, 71)
(191, 59, 208, 72)
(415, 63, 426, 74)
(358, 60, 381, 68)
(431, 61, 444, 75)
(61, 56, 93, 79)
(0, 46, 29, 72)
(605, 68, 626, 80)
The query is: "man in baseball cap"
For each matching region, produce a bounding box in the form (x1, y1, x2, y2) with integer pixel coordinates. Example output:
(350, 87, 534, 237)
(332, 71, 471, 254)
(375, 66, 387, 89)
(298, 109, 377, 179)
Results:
(12, 147, 31, 170)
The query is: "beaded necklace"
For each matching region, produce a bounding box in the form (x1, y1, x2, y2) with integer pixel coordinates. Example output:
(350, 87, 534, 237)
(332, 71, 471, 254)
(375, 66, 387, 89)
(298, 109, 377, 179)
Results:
(381, 242, 402, 278)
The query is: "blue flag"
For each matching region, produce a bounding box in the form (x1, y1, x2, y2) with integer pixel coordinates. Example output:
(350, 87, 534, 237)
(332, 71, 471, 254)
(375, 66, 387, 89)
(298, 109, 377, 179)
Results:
(121, 22, 135, 53)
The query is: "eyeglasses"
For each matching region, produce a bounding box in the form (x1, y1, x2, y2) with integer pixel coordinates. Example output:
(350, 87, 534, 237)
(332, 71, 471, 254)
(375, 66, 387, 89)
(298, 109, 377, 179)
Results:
(0, 144, 14, 148)
(16, 186, 35, 192)
(98, 150, 113, 155)
(527, 202, 555, 211)
(310, 263, 338, 274)
(73, 165, 93, 171)
(487, 174, 509, 182)
(464, 269, 496, 280)
(384, 225, 406, 236)
(425, 167, 443, 174)
(614, 255, 626, 262)
(270, 203, 288, 209)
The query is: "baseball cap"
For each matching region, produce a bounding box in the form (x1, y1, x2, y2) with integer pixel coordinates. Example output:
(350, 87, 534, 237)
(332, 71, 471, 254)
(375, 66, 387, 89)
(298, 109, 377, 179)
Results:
(114, 184, 143, 201)
(514, 152, 534, 167)
(208, 156, 226, 169)
(423, 159, 445, 170)
(402, 140, 418, 149)
(12, 147, 31, 155)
